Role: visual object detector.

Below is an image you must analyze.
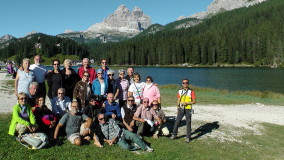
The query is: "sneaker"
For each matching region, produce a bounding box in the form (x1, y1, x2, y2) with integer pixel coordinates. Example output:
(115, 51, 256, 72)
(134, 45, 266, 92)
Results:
(169, 135, 176, 140)
(133, 143, 141, 149)
(145, 146, 154, 152)
(185, 137, 190, 143)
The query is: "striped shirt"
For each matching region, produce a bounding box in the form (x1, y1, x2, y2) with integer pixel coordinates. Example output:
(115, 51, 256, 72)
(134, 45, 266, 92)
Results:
(97, 118, 122, 141)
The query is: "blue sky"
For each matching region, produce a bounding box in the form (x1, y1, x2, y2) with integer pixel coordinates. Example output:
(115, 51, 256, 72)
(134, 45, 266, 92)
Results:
(0, 0, 213, 38)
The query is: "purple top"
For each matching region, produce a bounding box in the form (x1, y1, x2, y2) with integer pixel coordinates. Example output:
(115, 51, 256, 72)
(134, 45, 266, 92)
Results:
(116, 78, 129, 100)
(20, 110, 29, 121)
(7, 64, 14, 74)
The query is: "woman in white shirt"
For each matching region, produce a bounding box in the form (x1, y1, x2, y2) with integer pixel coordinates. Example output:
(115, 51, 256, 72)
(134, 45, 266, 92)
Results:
(128, 73, 145, 106)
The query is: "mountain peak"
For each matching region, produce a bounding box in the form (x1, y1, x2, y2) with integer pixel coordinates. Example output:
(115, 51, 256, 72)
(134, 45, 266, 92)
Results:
(186, 0, 268, 20)
(133, 6, 142, 11)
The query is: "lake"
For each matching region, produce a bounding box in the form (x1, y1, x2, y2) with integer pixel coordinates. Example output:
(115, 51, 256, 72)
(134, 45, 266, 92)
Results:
(46, 66, 284, 94)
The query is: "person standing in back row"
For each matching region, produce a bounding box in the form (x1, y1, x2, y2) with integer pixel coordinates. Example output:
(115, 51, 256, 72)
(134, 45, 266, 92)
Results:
(169, 78, 196, 143)
(78, 58, 97, 84)
(125, 67, 134, 85)
(101, 59, 109, 80)
(29, 55, 48, 98)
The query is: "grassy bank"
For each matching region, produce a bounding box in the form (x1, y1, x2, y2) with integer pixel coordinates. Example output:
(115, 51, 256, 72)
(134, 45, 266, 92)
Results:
(1, 114, 284, 159)
(160, 84, 284, 106)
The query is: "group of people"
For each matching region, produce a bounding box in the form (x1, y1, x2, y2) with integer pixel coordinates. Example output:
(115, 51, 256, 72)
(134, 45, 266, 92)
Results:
(8, 55, 196, 151)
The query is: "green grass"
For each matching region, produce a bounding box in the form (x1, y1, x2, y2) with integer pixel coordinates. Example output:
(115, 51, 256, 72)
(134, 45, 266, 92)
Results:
(1, 82, 284, 159)
(1, 114, 284, 159)
(160, 84, 284, 106)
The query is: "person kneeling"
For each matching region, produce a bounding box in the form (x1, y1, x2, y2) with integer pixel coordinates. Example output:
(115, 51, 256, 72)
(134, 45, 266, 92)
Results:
(96, 113, 153, 152)
(152, 100, 169, 138)
(9, 92, 38, 136)
(53, 101, 102, 147)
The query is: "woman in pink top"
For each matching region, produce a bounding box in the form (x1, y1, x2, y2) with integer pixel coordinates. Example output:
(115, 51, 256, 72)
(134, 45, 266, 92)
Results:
(143, 76, 161, 106)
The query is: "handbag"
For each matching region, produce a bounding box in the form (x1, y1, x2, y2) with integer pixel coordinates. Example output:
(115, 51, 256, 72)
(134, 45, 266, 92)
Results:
(134, 83, 143, 104)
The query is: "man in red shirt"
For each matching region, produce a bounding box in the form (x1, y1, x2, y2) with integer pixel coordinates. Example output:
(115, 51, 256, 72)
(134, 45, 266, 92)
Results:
(78, 58, 97, 84)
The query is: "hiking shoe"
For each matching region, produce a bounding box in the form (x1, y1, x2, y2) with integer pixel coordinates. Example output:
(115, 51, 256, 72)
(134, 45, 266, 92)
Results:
(134, 143, 141, 149)
(169, 135, 176, 140)
(185, 137, 190, 143)
(145, 146, 154, 152)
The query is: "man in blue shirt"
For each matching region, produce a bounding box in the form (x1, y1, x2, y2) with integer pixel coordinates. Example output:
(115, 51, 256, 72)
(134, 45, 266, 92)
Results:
(103, 93, 121, 122)
(101, 59, 109, 79)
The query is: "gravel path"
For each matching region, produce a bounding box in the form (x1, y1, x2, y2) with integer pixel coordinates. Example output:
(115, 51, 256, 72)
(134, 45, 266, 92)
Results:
(163, 104, 284, 131)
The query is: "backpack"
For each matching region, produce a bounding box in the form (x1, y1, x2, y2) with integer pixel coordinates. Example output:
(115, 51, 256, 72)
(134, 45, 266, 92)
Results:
(17, 132, 49, 149)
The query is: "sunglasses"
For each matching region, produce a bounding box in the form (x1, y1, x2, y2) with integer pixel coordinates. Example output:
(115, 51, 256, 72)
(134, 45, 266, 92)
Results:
(108, 74, 114, 76)
(84, 75, 90, 77)
(182, 82, 189, 84)
(20, 97, 26, 101)
(128, 100, 134, 102)
(98, 118, 105, 121)
(53, 64, 60, 66)
(98, 73, 103, 75)
(143, 101, 149, 103)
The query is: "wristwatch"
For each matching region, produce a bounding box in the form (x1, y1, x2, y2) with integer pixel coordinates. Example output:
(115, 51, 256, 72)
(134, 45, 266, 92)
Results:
(85, 128, 90, 130)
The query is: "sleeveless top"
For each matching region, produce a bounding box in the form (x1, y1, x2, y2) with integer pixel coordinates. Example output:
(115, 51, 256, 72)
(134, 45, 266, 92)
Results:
(17, 70, 35, 94)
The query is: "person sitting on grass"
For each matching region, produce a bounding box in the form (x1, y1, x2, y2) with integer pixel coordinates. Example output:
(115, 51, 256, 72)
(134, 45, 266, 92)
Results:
(151, 100, 169, 138)
(83, 94, 105, 124)
(54, 101, 102, 147)
(103, 93, 121, 124)
(27, 82, 39, 109)
(96, 113, 154, 152)
(8, 92, 39, 136)
(52, 88, 71, 120)
(121, 96, 137, 132)
(33, 96, 57, 139)
(133, 98, 162, 139)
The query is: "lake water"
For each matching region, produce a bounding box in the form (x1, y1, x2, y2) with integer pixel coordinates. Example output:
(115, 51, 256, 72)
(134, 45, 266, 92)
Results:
(46, 66, 284, 94)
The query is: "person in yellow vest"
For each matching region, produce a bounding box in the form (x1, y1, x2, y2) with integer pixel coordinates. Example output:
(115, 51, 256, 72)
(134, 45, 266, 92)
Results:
(169, 78, 196, 143)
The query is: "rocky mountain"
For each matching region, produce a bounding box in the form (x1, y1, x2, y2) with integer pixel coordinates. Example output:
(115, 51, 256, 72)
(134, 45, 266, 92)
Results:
(0, 34, 16, 49)
(0, 34, 15, 44)
(57, 4, 152, 43)
(179, 0, 268, 20)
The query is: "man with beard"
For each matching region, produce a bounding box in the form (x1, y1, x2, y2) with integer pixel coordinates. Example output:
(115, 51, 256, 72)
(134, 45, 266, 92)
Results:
(54, 101, 102, 147)
(29, 55, 48, 98)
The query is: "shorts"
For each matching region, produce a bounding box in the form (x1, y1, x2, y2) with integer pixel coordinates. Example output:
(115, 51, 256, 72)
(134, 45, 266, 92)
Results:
(67, 124, 86, 144)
